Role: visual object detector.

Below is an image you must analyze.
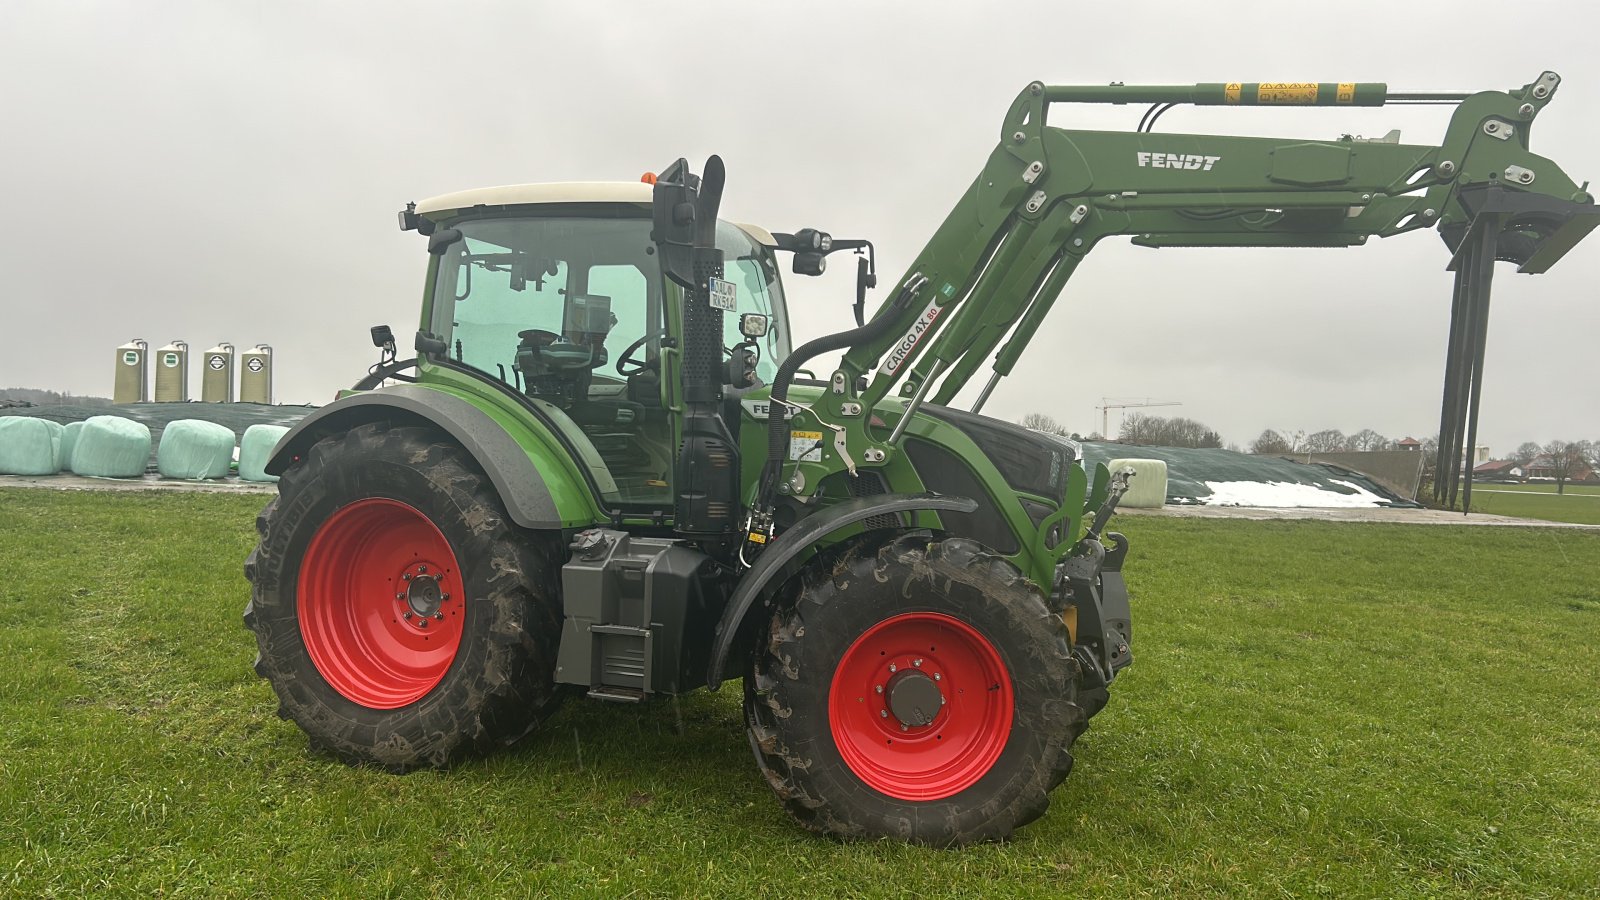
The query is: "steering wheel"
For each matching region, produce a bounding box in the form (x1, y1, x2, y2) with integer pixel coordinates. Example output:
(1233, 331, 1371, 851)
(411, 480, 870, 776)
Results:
(616, 333, 662, 376)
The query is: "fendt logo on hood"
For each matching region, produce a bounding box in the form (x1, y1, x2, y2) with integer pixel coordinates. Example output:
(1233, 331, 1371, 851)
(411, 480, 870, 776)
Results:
(1137, 152, 1221, 171)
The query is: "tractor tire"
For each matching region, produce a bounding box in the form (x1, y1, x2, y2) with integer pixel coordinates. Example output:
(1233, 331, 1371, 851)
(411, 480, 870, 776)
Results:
(744, 533, 1086, 846)
(243, 422, 564, 771)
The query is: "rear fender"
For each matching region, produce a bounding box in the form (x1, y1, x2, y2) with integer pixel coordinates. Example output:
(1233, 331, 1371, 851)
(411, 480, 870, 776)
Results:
(705, 492, 979, 690)
(265, 383, 602, 529)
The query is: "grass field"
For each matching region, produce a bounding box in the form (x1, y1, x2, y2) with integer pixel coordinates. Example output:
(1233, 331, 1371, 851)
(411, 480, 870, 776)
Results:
(3, 490, 1599, 897)
(1464, 482, 1600, 526)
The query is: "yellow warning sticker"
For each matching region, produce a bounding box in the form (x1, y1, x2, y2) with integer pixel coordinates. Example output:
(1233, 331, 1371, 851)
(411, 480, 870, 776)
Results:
(789, 431, 824, 462)
(1225, 82, 1242, 104)
(1257, 82, 1319, 104)
(1336, 82, 1356, 103)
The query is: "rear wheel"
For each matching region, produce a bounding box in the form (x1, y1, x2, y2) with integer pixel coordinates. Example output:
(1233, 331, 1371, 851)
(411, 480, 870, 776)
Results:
(243, 423, 564, 770)
(745, 534, 1086, 845)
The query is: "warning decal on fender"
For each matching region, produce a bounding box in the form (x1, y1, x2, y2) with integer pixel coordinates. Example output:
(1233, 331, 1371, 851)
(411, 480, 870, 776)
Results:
(789, 430, 824, 462)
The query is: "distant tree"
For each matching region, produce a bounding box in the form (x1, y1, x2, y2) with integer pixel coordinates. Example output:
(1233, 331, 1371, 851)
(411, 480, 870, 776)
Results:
(1119, 414, 1224, 448)
(1347, 429, 1391, 452)
(1020, 413, 1071, 437)
(1542, 440, 1591, 494)
(1420, 434, 1441, 494)
(1249, 429, 1293, 455)
(1303, 429, 1348, 453)
(1513, 441, 1543, 466)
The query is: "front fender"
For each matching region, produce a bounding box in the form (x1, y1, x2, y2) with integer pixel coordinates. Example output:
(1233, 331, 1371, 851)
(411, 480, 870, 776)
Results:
(705, 492, 979, 690)
(266, 383, 588, 530)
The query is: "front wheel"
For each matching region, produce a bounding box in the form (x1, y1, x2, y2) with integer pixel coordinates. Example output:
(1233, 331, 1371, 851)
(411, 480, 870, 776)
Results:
(243, 423, 564, 770)
(745, 534, 1086, 846)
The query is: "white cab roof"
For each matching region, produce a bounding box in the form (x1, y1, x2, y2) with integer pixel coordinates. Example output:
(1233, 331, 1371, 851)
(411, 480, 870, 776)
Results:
(415, 181, 654, 214)
(414, 181, 777, 247)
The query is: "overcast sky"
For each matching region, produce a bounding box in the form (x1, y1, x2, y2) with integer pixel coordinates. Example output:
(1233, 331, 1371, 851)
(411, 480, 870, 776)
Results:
(2, 0, 1596, 454)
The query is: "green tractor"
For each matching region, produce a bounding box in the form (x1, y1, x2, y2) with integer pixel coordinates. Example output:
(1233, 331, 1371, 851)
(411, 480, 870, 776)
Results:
(246, 73, 1595, 845)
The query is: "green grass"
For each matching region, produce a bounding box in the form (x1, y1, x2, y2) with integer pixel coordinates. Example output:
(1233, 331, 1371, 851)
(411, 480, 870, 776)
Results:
(1464, 483, 1600, 526)
(1476, 482, 1600, 496)
(3, 490, 1599, 897)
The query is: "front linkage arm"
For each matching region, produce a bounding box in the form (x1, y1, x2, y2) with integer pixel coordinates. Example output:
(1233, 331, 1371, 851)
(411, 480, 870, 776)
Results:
(779, 72, 1595, 517)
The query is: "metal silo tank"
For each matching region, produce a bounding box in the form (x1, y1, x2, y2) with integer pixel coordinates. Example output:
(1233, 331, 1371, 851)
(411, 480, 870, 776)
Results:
(201, 342, 235, 402)
(153, 340, 190, 402)
(113, 338, 149, 404)
(239, 345, 273, 404)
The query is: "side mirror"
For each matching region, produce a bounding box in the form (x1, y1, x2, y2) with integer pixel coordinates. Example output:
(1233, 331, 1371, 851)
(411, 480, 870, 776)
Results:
(370, 324, 396, 350)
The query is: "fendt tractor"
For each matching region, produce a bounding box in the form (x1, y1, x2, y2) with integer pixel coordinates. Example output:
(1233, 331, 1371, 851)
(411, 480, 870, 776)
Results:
(245, 73, 1595, 845)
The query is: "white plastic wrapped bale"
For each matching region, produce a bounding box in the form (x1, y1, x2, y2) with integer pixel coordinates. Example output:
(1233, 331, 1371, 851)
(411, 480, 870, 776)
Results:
(157, 419, 237, 480)
(0, 418, 62, 475)
(1107, 458, 1169, 508)
(73, 416, 152, 478)
(238, 424, 290, 483)
(61, 421, 85, 472)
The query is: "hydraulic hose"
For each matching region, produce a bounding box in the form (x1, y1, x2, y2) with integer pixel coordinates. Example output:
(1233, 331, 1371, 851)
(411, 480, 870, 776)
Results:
(757, 281, 923, 504)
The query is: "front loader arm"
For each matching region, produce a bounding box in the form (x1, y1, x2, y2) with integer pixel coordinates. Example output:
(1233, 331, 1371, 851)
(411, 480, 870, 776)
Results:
(837, 72, 1594, 420)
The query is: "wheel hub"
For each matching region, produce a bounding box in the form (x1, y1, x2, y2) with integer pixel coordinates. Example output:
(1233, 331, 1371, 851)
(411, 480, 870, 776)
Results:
(886, 669, 943, 727)
(404, 569, 445, 618)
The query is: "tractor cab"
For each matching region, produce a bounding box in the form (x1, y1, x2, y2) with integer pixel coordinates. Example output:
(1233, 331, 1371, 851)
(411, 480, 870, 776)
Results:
(407, 182, 791, 507)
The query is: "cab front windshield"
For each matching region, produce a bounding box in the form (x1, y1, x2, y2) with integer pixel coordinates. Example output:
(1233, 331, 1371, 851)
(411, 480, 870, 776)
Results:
(430, 212, 788, 504)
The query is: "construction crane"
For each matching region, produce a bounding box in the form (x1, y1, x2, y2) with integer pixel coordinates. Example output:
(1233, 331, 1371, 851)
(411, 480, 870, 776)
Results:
(1098, 398, 1182, 439)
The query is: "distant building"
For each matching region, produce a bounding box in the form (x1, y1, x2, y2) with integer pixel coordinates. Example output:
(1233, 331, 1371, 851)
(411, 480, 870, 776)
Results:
(1524, 454, 1596, 483)
(1472, 459, 1524, 481)
(1398, 437, 1422, 451)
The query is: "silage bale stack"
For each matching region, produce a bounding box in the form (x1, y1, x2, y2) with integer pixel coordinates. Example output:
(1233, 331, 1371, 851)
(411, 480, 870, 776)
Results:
(238, 424, 289, 483)
(1107, 457, 1170, 508)
(73, 416, 153, 478)
(157, 419, 237, 480)
(0, 418, 64, 475)
(60, 421, 85, 473)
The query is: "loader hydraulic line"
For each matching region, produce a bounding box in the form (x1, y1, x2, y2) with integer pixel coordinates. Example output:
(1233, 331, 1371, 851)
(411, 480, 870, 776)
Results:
(756, 71, 1595, 515)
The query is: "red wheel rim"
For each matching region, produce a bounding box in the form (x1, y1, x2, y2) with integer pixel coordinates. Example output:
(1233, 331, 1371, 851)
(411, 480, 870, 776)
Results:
(828, 612, 1014, 801)
(298, 498, 465, 709)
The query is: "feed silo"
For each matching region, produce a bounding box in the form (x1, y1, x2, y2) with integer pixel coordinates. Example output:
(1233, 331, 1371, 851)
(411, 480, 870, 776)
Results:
(113, 338, 149, 404)
(201, 342, 235, 402)
(154, 340, 190, 402)
(240, 345, 273, 404)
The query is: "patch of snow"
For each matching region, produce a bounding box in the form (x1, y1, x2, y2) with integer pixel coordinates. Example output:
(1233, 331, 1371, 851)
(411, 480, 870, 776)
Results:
(1200, 478, 1392, 508)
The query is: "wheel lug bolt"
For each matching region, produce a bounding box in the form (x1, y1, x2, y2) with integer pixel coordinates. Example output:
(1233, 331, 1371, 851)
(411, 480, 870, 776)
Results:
(933, 673, 941, 681)
(888, 664, 897, 673)
(419, 620, 429, 629)
(396, 593, 404, 600)
(900, 724, 908, 732)
(433, 612, 444, 621)
(913, 658, 922, 667)
(403, 611, 413, 619)
(875, 685, 883, 694)
(441, 593, 450, 601)
(418, 565, 428, 574)
(879, 710, 888, 718)
(403, 573, 412, 581)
